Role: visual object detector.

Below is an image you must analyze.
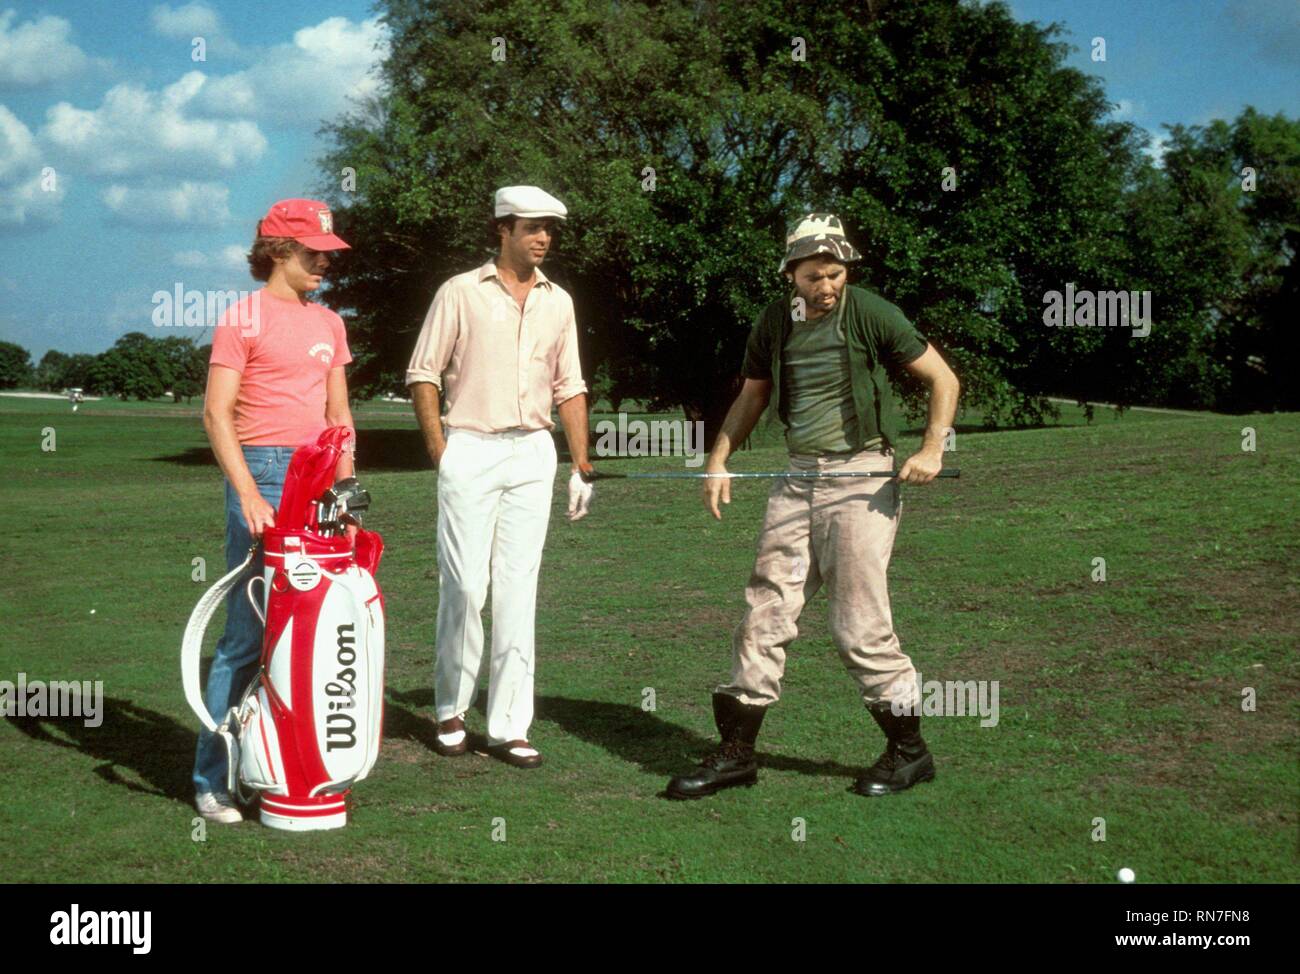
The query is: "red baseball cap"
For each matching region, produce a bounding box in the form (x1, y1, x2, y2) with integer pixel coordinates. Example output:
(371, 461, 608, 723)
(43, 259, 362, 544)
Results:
(258, 198, 350, 250)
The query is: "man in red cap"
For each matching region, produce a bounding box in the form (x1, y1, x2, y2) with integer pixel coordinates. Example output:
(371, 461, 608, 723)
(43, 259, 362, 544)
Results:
(192, 198, 357, 823)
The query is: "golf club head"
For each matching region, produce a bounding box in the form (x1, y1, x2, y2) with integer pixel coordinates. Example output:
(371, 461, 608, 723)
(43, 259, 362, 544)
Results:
(314, 477, 372, 535)
(324, 477, 371, 512)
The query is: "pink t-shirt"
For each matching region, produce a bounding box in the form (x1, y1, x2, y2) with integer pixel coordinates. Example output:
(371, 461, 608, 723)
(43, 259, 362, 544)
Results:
(208, 289, 352, 446)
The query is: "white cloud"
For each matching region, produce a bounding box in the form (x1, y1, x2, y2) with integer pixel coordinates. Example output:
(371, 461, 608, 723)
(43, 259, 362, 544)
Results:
(102, 180, 231, 226)
(194, 17, 389, 126)
(199, 73, 257, 114)
(0, 104, 62, 226)
(1110, 99, 1138, 121)
(172, 244, 246, 269)
(0, 103, 38, 181)
(0, 10, 89, 86)
(41, 72, 267, 177)
(1142, 133, 1171, 167)
(150, 2, 221, 38)
(150, 2, 243, 59)
(0, 170, 64, 226)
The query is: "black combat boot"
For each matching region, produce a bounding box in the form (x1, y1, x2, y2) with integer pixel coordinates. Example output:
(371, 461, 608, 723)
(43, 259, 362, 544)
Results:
(853, 703, 936, 797)
(666, 693, 767, 799)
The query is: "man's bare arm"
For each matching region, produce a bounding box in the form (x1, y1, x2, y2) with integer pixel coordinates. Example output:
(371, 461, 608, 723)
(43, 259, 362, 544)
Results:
(556, 393, 590, 472)
(703, 378, 772, 519)
(410, 382, 447, 467)
(898, 345, 960, 485)
(707, 378, 772, 469)
(204, 365, 276, 536)
(325, 366, 356, 481)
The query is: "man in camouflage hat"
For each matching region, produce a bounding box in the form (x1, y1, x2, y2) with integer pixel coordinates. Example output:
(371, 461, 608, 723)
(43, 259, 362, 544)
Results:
(666, 213, 961, 800)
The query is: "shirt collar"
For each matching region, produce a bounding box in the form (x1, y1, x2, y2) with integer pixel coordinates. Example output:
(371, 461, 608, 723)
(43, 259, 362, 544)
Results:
(478, 259, 552, 288)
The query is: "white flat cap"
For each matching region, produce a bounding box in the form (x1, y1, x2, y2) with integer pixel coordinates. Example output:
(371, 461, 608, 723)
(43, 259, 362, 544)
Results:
(494, 185, 568, 220)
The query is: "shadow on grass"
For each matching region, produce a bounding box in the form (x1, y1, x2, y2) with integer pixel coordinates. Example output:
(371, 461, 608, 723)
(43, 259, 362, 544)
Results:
(537, 696, 864, 782)
(8, 688, 867, 807)
(352, 429, 430, 472)
(384, 687, 861, 782)
(147, 429, 438, 473)
(898, 421, 1059, 436)
(384, 687, 497, 754)
(148, 428, 717, 472)
(149, 445, 217, 467)
(360, 429, 698, 470)
(383, 687, 440, 750)
(5, 697, 195, 805)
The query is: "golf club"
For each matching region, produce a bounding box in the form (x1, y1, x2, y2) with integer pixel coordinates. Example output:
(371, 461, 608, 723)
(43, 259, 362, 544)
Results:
(580, 468, 960, 482)
(313, 477, 373, 536)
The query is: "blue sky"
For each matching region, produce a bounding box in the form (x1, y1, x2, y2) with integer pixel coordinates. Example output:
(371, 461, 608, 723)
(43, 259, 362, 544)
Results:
(1, 0, 1297, 361)
(1006, 0, 1299, 136)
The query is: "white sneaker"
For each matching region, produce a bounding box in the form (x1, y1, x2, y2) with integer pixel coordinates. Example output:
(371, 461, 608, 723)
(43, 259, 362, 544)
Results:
(196, 791, 243, 824)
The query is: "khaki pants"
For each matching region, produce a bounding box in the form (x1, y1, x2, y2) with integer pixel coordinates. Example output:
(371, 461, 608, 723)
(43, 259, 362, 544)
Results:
(719, 448, 920, 710)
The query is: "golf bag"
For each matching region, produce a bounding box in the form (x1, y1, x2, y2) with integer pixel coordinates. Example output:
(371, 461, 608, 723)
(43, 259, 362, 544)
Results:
(182, 427, 386, 831)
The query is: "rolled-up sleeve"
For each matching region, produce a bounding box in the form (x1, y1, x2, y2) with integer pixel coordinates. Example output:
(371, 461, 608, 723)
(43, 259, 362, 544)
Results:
(405, 281, 459, 388)
(551, 293, 587, 404)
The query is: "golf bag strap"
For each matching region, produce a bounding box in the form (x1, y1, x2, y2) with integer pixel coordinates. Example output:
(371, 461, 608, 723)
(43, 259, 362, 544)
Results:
(181, 546, 258, 733)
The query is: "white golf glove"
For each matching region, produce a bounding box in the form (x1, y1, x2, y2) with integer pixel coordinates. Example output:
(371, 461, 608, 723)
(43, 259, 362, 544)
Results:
(567, 468, 594, 521)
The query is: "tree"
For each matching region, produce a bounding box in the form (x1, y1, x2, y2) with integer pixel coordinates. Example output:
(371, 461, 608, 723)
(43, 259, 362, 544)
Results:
(0, 341, 32, 388)
(1176, 109, 1300, 412)
(157, 335, 208, 402)
(35, 351, 114, 395)
(319, 0, 1295, 427)
(1069, 108, 1300, 413)
(88, 332, 173, 401)
(33, 350, 70, 391)
(179, 342, 212, 403)
(60, 354, 98, 394)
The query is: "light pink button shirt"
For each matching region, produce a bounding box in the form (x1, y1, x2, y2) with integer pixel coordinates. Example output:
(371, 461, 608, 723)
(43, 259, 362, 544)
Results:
(405, 260, 588, 433)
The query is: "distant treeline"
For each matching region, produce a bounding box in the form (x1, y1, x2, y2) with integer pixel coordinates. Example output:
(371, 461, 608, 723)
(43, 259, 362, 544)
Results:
(0, 334, 212, 403)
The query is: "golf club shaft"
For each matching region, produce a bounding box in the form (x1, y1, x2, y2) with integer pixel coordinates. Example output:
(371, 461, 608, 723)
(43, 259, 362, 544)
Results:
(584, 469, 960, 481)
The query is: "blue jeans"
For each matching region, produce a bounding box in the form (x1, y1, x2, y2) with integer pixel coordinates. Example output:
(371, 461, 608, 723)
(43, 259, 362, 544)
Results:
(191, 446, 295, 796)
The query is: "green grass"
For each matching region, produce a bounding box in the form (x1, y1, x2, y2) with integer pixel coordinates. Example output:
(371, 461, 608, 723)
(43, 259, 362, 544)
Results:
(0, 395, 1296, 882)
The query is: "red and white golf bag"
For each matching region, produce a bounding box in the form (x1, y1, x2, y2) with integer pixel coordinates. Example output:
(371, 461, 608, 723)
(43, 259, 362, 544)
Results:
(182, 427, 386, 831)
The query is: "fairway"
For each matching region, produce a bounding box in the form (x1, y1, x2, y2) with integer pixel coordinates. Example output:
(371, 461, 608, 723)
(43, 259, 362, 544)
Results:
(1, 397, 1296, 883)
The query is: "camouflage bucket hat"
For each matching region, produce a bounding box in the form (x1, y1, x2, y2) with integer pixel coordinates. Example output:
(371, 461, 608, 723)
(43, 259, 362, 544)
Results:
(779, 213, 862, 274)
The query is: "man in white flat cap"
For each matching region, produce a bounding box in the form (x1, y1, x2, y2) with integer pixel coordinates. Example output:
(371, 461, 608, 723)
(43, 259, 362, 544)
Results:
(406, 185, 594, 768)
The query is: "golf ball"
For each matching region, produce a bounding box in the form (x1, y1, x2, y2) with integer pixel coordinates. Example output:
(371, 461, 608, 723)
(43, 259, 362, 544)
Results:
(89, 609, 96, 615)
(1117, 867, 1136, 884)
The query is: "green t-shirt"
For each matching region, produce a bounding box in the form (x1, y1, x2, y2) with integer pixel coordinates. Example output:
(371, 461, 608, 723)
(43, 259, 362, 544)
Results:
(740, 286, 928, 451)
(781, 299, 874, 454)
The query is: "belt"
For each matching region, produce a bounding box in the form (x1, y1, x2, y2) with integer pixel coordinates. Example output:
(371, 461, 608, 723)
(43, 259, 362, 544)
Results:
(449, 427, 542, 439)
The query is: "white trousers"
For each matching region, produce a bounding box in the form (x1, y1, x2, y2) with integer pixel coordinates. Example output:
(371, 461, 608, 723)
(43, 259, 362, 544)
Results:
(435, 427, 557, 744)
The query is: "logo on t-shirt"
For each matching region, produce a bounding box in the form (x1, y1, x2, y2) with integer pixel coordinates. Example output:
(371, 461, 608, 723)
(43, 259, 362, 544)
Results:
(308, 342, 335, 364)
